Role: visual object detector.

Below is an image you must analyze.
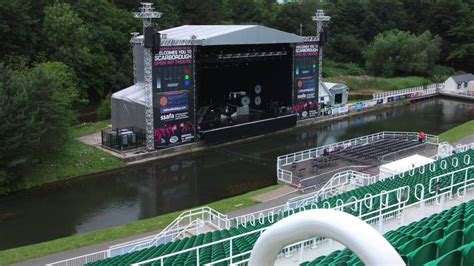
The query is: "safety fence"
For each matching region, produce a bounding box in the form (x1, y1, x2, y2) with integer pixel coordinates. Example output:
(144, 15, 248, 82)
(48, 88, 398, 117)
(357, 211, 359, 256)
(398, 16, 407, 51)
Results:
(276, 131, 439, 185)
(47, 147, 470, 266)
(101, 127, 145, 150)
(47, 207, 229, 266)
(132, 162, 474, 266)
(372, 83, 441, 100)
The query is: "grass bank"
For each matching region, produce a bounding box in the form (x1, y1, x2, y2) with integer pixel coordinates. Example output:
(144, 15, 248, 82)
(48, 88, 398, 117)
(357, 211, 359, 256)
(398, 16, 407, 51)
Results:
(11, 121, 125, 193)
(0, 184, 282, 265)
(439, 120, 474, 143)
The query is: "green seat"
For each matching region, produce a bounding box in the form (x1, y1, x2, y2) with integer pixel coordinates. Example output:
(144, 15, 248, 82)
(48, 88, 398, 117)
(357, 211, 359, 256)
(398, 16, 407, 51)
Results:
(459, 243, 474, 266)
(399, 237, 423, 254)
(424, 250, 463, 266)
(445, 219, 464, 235)
(463, 224, 474, 243)
(437, 230, 464, 256)
(423, 228, 444, 243)
(406, 242, 438, 266)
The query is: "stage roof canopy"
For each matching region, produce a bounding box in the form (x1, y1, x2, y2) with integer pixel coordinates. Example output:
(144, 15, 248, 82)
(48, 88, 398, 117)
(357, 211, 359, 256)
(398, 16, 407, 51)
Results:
(158, 25, 304, 46)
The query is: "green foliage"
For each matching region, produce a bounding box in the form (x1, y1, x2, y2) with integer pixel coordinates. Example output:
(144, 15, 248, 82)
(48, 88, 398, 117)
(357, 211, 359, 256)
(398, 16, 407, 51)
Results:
(323, 60, 365, 77)
(0, 62, 81, 191)
(365, 30, 441, 77)
(427, 65, 455, 83)
(97, 95, 112, 120)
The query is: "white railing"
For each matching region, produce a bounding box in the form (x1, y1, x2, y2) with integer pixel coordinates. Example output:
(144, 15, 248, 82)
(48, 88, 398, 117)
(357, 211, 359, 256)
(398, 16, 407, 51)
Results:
(47, 206, 229, 266)
(372, 83, 442, 100)
(277, 132, 384, 178)
(287, 170, 374, 209)
(46, 250, 110, 266)
(49, 145, 469, 266)
(277, 131, 439, 184)
(109, 206, 229, 256)
(132, 163, 474, 266)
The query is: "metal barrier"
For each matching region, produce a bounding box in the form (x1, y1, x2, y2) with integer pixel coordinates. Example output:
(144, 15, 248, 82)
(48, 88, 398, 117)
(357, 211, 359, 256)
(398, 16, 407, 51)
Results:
(47, 207, 229, 266)
(46, 251, 109, 266)
(132, 164, 474, 266)
(277, 131, 439, 185)
(287, 170, 374, 209)
(48, 143, 468, 266)
(372, 83, 442, 100)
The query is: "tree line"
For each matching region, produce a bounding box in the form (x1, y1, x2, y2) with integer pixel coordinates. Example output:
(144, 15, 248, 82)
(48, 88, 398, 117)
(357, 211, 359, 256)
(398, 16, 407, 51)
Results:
(0, 0, 472, 190)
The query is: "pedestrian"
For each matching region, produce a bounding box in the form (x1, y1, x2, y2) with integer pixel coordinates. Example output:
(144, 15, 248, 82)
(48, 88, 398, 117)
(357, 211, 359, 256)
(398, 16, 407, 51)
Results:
(435, 180, 441, 204)
(435, 180, 441, 194)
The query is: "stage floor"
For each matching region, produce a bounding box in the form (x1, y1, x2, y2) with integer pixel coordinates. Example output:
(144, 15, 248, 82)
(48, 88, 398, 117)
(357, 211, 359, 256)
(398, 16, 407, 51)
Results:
(281, 139, 439, 191)
(200, 113, 296, 144)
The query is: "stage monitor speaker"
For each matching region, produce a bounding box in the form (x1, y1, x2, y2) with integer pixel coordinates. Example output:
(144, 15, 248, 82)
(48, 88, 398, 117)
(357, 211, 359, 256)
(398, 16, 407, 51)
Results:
(320, 28, 329, 46)
(254, 96, 262, 106)
(144, 27, 155, 48)
(241, 96, 251, 106)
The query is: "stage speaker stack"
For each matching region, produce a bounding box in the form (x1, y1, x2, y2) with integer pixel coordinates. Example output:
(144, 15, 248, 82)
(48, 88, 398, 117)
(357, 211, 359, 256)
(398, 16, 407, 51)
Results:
(254, 84, 262, 107)
(144, 26, 161, 53)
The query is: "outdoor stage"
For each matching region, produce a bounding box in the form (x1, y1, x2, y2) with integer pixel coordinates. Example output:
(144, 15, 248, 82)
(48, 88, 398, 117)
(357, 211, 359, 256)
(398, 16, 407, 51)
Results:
(112, 25, 320, 149)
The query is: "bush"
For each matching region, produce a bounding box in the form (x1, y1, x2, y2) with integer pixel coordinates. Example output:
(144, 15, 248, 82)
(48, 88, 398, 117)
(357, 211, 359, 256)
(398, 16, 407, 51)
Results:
(323, 60, 365, 77)
(97, 94, 111, 120)
(365, 30, 441, 77)
(428, 65, 455, 83)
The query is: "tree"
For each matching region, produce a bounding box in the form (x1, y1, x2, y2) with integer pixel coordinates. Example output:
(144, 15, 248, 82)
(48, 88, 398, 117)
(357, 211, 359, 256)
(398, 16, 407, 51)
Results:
(228, 0, 264, 24)
(0, 0, 38, 60)
(364, 30, 441, 77)
(0, 61, 80, 185)
(272, 2, 318, 36)
(325, 34, 366, 65)
(22, 62, 81, 157)
(43, 3, 95, 98)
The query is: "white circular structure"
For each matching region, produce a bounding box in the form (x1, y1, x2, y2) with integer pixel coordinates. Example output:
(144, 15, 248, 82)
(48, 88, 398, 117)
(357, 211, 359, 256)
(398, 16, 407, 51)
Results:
(248, 209, 405, 266)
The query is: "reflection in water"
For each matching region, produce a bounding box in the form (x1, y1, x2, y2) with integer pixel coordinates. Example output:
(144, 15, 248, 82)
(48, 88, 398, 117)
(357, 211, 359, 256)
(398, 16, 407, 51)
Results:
(0, 98, 473, 250)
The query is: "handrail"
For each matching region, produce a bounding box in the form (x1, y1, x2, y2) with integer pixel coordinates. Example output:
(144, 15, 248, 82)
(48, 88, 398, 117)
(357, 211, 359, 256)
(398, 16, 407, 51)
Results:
(277, 131, 438, 185)
(48, 145, 471, 266)
(110, 206, 228, 255)
(372, 83, 442, 100)
(287, 170, 371, 208)
(133, 165, 474, 266)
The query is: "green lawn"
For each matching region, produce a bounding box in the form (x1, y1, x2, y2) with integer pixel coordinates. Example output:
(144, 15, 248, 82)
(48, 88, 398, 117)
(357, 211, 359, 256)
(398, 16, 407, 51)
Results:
(439, 120, 474, 143)
(0, 184, 283, 265)
(17, 120, 125, 192)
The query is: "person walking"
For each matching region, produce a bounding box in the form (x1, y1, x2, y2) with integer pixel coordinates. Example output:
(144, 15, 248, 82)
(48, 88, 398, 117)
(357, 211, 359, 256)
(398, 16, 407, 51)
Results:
(435, 180, 441, 204)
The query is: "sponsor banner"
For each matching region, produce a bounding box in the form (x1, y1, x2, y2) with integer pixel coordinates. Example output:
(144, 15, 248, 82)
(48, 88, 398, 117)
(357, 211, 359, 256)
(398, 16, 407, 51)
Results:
(153, 46, 193, 92)
(152, 46, 196, 148)
(159, 92, 189, 115)
(154, 47, 192, 66)
(292, 101, 318, 119)
(295, 42, 319, 57)
(293, 42, 319, 120)
(154, 121, 195, 147)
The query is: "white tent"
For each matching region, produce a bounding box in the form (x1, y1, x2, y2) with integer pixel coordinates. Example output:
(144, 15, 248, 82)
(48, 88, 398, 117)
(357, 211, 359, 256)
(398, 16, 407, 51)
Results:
(379, 154, 435, 180)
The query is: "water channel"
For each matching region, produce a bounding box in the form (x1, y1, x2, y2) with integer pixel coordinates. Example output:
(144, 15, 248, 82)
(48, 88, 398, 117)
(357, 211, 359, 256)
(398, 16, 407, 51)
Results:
(1, 98, 473, 250)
